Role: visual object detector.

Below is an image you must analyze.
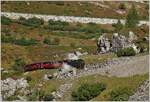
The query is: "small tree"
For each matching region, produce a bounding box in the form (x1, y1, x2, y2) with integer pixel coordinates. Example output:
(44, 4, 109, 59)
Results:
(126, 4, 139, 28)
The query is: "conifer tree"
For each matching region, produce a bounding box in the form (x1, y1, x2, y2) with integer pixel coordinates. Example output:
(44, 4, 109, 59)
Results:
(126, 4, 139, 28)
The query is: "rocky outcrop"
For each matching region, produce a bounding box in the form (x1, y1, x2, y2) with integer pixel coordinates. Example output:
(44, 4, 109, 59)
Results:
(97, 32, 139, 53)
(129, 80, 149, 101)
(1, 12, 149, 26)
(112, 33, 130, 52)
(97, 33, 110, 53)
(1, 78, 29, 100)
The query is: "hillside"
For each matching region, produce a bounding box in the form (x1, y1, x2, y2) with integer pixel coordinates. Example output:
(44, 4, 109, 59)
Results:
(1, 1, 149, 20)
(1, 1, 149, 101)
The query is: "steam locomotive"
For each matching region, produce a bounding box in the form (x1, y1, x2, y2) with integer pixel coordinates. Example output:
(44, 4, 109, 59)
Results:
(24, 59, 85, 71)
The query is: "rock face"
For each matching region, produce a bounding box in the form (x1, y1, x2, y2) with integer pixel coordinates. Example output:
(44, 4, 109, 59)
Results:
(112, 33, 130, 52)
(97, 31, 139, 53)
(1, 78, 29, 100)
(97, 33, 110, 53)
(129, 80, 149, 101)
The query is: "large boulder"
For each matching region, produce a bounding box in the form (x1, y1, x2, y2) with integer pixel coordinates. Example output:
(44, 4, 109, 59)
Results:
(97, 33, 110, 53)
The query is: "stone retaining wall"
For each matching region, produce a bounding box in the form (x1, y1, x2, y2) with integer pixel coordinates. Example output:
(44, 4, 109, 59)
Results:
(1, 12, 149, 26)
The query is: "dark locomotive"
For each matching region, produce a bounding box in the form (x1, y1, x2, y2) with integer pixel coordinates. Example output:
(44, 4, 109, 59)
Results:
(24, 59, 85, 71)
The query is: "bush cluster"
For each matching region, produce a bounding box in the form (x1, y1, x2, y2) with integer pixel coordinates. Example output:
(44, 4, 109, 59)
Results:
(48, 19, 69, 26)
(1, 16, 12, 25)
(1, 35, 38, 46)
(71, 83, 106, 101)
(1, 35, 16, 43)
(116, 47, 136, 57)
(43, 37, 60, 45)
(20, 17, 44, 27)
(14, 38, 38, 46)
(109, 87, 133, 101)
(46, 19, 106, 34)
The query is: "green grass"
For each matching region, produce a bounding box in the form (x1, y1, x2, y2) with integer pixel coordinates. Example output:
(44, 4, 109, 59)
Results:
(1, 43, 96, 69)
(81, 53, 117, 64)
(62, 73, 148, 101)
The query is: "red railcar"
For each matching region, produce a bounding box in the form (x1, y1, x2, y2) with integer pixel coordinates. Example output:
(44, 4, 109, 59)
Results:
(24, 59, 85, 72)
(24, 61, 62, 71)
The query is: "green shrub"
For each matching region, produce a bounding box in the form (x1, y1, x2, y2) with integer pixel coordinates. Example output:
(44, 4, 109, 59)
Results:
(43, 37, 60, 45)
(71, 83, 106, 101)
(1, 16, 12, 25)
(116, 47, 136, 57)
(43, 94, 54, 101)
(12, 58, 26, 72)
(109, 87, 133, 101)
(48, 19, 69, 26)
(1, 35, 16, 43)
(15, 37, 38, 46)
(21, 17, 44, 27)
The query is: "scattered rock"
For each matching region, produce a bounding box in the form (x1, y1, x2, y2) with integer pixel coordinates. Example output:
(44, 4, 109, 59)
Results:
(1, 78, 29, 100)
(129, 80, 149, 101)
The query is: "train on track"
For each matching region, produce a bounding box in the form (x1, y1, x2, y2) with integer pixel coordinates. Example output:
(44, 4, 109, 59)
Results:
(24, 59, 85, 71)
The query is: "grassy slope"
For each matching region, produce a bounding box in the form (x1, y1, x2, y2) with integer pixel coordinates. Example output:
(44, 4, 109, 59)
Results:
(62, 73, 149, 101)
(2, 1, 149, 20)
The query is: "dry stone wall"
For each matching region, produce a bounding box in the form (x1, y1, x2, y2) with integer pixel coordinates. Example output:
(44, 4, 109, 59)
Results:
(1, 12, 149, 26)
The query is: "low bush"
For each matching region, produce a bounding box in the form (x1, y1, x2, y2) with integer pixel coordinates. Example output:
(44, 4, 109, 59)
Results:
(116, 47, 136, 57)
(48, 19, 69, 26)
(71, 83, 106, 101)
(43, 94, 54, 101)
(47, 20, 105, 34)
(14, 38, 38, 46)
(1, 35, 38, 46)
(12, 58, 26, 72)
(109, 87, 133, 101)
(1, 35, 16, 43)
(21, 17, 44, 27)
(1, 16, 12, 25)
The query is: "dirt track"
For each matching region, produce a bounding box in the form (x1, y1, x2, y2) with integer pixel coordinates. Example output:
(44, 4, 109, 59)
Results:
(78, 55, 149, 78)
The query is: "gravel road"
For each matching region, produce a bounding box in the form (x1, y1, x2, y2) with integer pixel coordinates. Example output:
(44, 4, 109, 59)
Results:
(78, 55, 149, 78)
